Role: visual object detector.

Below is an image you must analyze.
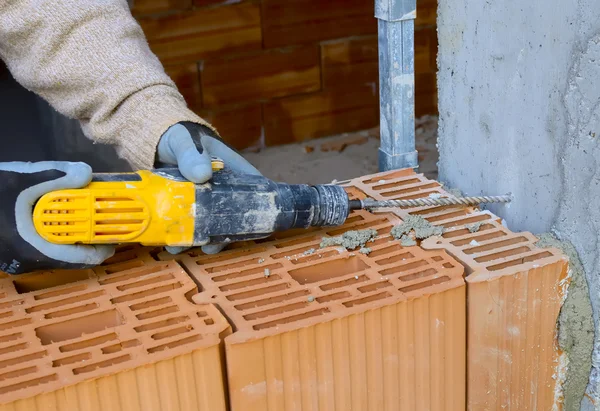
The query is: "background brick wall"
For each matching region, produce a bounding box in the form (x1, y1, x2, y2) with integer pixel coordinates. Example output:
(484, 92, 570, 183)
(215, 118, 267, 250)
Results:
(133, 0, 438, 150)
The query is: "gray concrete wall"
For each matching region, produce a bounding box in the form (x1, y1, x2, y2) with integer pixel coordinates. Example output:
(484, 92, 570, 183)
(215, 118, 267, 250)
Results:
(437, 0, 600, 408)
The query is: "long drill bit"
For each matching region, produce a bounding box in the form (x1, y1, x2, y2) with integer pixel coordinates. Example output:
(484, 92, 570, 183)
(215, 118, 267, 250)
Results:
(349, 195, 512, 210)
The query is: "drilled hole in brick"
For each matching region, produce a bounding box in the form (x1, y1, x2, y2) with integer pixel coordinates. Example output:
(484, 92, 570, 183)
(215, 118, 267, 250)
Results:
(316, 292, 351, 303)
(320, 274, 369, 291)
(44, 303, 98, 319)
(136, 305, 179, 320)
(290, 250, 338, 265)
(363, 170, 414, 183)
(343, 292, 392, 307)
(129, 296, 172, 311)
(326, 219, 387, 236)
(134, 315, 189, 333)
(0, 350, 46, 369)
(274, 235, 323, 249)
(234, 290, 310, 311)
(151, 326, 192, 341)
(27, 290, 105, 313)
(226, 283, 290, 302)
(474, 246, 532, 263)
(487, 252, 554, 271)
(0, 333, 22, 344)
(465, 237, 529, 255)
(450, 229, 505, 245)
(193, 247, 267, 264)
(0, 342, 27, 356)
(375, 252, 415, 266)
(219, 275, 281, 292)
(399, 276, 450, 293)
(59, 334, 117, 353)
(116, 273, 175, 292)
(368, 244, 403, 258)
(213, 263, 283, 282)
(443, 263, 454, 269)
(13, 270, 92, 294)
(399, 268, 438, 282)
(379, 260, 429, 275)
(147, 334, 202, 354)
(204, 318, 214, 325)
(380, 183, 440, 198)
(32, 284, 89, 301)
(289, 256, 369, 285)
(441, 215, 491, 229)
(104, 260, 145, 274)
(252, 308, 330, 330)
(99, 265, 169, 285)
(111, 282, 183, 304)
(371, 178, 420, 190)
(0, 374, 57, 395)
(358, 281, 393, 293)
(72, 354, 130, 375)
(243, 301, 309, 321)
(36, 309, 123, 345)
(0, 318, 31, 332)
(431, 256, 444, 262)
(52, 352, 91, 367)
(0, 366, 37, 382)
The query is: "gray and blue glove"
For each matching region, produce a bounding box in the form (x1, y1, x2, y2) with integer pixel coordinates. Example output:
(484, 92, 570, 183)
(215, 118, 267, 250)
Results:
(0, 162, 115, 274)
(156, 122, 262, 254)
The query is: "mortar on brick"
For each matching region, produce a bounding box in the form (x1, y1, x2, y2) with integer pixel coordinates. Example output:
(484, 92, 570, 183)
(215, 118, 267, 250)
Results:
(319, 228, 378, 250)
(391, 214, 444, 240)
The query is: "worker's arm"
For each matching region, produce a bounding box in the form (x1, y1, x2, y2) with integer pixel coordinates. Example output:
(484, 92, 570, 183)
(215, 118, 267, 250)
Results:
(0, 0, 258, 182)
(0, 162, 114, 274)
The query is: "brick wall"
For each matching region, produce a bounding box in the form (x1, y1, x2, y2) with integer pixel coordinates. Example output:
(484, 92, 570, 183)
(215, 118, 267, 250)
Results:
(134, 0, 438, 150)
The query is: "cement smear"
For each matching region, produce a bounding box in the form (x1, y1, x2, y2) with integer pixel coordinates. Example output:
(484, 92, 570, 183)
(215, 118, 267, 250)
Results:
(391, 215, 444, 240)
(537, 233, 594, 411)
(467, 221, 483, 233)
(320, 229, 378, 250)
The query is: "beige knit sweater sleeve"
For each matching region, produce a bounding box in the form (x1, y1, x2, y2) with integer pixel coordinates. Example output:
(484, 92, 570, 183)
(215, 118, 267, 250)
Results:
(0, 0, 212, 170)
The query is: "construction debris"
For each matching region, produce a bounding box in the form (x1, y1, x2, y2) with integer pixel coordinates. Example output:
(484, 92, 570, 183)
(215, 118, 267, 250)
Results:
(320, 229, 378, 250)
(391, 215, 444, 240)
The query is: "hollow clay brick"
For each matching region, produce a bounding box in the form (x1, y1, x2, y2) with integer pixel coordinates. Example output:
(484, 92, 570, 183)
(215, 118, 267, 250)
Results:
(167, 209, 467, 410)
(0, 254, 230, 410)
(343, 168, 568, 410)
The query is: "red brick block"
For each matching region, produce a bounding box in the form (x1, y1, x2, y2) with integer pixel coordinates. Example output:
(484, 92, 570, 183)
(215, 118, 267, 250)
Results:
(263, 85, 379, 145)
(139, 2, 262, 64)
(202, 46, 321, 107)
(164, 63, 202, 108)
(131, 0, 191, 16)
(262, 0, 377, 49)
(321, 36, 378, 90)
(197, 104, 263, 150)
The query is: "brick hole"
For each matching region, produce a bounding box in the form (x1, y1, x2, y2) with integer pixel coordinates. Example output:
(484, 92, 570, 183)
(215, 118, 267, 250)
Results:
(375, 252, 415, 266)
(134, 315, 190, 333)
(368, 236, 394, 247)
(234, 290, 309, 311)
(32, 284, 89, 301)
(0, 350, 46, 369)
(129, 296, 172, 311)
(343, 292, 392, 307)
(367, 244, 403, 258)
(442, 224, 496, 239)
(196, 311, 207, 318)
(59, 333, 117, 353)
(345, 187, 367, 200)
(394, 190, 442, 201)
(219, 275, 282, 292)
(243, 301, 309, 321)
(101, 339, 141, 354)
(0, 342, 27, 356)
(440, 214, 491, 229)
(379, 259, 429, 275)
(13, 270, 92, 294)
(0, 374, 57, 395)
(0, 300, 24, 311)
(274, 235, 322, 249)
(252, 308, 330, 331)
(271, 244, 322, 259)
(380, 183, 440, 198)
(36, 310, 124, 345)
(204, 318, 214, 326)
(189, 246, 265, 260)
(474, 246, 532, 263)
(431, 256, 444, 262)
(104, 260, 145, 274)
(44, 303, 98, 320)
(487, 252, 554, 271)
(425, 209, 471, 223)
(443, 263, 454, 269)
(289, 256, 370, 285)
(371, 178, 420, 190)
(316, 292, 351, 303)
(398, 268, 438, 282)
(151, 326, 192, 341)
(290, 250, 338, 265)
(326, 219, 387, 236)
(399, 276, 450, 293)
(450, 229, 505, 245)
(136, 305, 179, 320)
(27, 290, 105, 314)
(52, 352, 91, 367)
(320, 274, 369, 291)
(0, 333, 22, 344)
(464, 236, 529, 255)
(116, 273, 175, 292)
(0, 365, 37, 382)
(111, 282, 183, 304)
(72, 354, 130, 375)
(212, 263, 283, 282)
(0, 311, 13, 320)
(147, 334, 202, 354)
(358, 281, 393, 293)
(204, 257, 267, 273)
(99, 264, 169, 285)
(411, 205, 466, 216)
(0, 318, 31, 332)
(362, 169, 414, 183)
(226, 283, 290, 302)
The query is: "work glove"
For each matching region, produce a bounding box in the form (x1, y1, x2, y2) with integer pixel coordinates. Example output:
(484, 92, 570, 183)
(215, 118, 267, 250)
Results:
(156, 122, 262, 255)
(0, 162, 115, 274)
